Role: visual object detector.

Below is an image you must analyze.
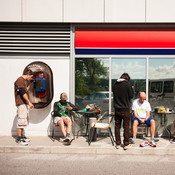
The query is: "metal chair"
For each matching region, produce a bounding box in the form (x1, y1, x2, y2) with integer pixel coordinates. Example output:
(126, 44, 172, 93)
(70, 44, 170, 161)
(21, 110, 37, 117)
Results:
(51, 101, 75, 142)
(88, 112, 115, 146)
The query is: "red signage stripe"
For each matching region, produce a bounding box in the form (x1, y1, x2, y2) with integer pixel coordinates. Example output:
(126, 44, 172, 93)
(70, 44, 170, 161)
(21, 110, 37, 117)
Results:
(75, 28, 175, 48)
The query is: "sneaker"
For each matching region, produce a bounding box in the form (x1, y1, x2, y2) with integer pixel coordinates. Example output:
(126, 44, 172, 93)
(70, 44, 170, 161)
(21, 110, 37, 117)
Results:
(153, 138, 159, 142)
(130, 138, 136, 144)
(63, 135, 71, 143)
(149, 140, 157, 147)
(170, 138, 175, 143)
(140, 140, 149, 147)
(16, 138, 28, 146)
(22, 136, 30, 142)
(123, 145, 129, 150)
(115, 145, 120, 149)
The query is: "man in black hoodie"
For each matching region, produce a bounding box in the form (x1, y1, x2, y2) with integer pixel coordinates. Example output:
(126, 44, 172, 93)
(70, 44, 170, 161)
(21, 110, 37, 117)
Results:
(113, 73, 134, 150)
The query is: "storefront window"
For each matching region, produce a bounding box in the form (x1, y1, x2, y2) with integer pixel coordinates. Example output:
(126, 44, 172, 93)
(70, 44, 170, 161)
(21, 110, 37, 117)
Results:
(149, 58, 175, 110)
(112, 58, 146, 111)
(75, 58, 109, 113)
(74, 57, 175, 137)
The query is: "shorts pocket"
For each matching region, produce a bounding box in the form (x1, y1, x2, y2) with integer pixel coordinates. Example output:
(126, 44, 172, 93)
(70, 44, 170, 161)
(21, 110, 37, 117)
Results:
(17, 117, 28, 126)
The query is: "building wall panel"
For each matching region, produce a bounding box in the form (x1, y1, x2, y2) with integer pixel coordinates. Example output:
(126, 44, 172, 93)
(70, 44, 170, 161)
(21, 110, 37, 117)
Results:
(105, 0, 145, 22)
(64, 0, 104, 22)
(1, 0, 175, 23)
(146, 0, 175, 22)
(23, 0, 63, 22)
(0, 57, 69, 136)
(0, 0, 22, 21)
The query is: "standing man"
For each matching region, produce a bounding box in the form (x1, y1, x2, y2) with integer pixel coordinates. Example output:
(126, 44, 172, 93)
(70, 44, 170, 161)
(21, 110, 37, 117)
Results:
(113, 73, 134, 150)
(132, 92, 157, 147)
(14, 69, 34, 146)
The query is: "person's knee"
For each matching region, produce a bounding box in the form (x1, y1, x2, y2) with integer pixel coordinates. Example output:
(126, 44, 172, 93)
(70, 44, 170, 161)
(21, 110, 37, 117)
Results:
(150, 119, 155, 126)
(133, 120, 138, 127)
(64, 118, 72, 126)
(57, 119, 64, 126)
(67, 119, 72, 126)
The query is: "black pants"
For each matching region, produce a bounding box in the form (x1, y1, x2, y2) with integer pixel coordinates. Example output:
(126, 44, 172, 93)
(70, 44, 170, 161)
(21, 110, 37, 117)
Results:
(115, 109, 131, 146)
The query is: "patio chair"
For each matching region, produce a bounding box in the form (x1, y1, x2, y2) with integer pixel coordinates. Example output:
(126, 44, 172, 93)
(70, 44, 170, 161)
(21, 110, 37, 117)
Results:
(51, 101, 75, 142)
(88, 112, 115, 146)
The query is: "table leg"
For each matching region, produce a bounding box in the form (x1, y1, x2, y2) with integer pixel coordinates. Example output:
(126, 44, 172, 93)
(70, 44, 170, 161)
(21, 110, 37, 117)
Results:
(160, 113, 163, 125)
(160, 113, 166, 126)
(165, 127, 171, 141)
(77, 125, 86, 138)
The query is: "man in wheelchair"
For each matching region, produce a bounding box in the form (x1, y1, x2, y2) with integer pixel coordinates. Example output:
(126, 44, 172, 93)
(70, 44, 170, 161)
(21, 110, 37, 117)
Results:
(53, 92, 78, 143)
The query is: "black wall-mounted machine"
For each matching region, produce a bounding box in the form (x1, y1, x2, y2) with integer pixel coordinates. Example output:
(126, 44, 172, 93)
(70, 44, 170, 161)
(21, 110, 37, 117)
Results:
(23, 61, 53, 109)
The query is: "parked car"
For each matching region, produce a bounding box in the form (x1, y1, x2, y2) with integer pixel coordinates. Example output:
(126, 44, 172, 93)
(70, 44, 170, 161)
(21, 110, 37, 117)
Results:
(81, 91, 113, 112)
(75, 95, 84, 109)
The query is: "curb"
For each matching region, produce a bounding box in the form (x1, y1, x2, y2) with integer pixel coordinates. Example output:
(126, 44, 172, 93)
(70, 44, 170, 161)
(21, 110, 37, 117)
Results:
(1, 146, 175, 155)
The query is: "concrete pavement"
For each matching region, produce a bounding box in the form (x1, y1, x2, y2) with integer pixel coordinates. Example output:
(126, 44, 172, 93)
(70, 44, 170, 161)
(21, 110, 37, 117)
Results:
(0, 136, 174, 155)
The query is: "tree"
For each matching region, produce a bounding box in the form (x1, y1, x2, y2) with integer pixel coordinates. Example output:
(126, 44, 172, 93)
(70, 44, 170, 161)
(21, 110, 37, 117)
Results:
(75, 58, 108, 97)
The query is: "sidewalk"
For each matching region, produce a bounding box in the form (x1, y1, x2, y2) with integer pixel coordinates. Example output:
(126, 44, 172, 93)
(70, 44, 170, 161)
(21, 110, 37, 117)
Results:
(0, 136, 174, 155)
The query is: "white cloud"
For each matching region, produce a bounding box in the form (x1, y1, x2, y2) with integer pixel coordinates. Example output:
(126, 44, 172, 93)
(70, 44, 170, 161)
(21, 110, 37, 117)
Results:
(112, 60, 145, 79)
(149, 61, 175, 79)
(109, 58, 175, 80)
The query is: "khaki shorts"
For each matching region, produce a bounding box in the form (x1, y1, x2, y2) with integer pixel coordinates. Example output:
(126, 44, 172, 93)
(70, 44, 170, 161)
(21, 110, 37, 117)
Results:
(17, 104, 29, 128)
(54, 116, 71, 124)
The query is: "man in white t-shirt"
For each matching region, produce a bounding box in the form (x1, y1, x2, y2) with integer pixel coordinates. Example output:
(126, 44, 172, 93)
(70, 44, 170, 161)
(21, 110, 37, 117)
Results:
(131, 92, 157, 147)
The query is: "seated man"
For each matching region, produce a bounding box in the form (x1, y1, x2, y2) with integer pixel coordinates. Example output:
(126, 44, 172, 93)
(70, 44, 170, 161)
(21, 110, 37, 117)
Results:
(53, 92, 78, 143)
(131, 92, 157, 147)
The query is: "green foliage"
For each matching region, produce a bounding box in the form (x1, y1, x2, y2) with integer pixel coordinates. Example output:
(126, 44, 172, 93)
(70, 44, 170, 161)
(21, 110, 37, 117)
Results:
(75, 58, 108, 97)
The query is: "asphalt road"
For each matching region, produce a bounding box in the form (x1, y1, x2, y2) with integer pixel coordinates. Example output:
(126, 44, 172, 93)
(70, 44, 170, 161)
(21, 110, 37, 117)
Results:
(0, 153, 175, 175)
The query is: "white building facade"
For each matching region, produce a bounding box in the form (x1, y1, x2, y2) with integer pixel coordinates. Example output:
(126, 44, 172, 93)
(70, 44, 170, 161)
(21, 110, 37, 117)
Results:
(0, 0, 175, 136)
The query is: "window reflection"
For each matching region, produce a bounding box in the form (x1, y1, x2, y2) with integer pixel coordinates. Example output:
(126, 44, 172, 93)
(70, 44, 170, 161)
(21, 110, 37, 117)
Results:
(75, 58, 109, 113)
(164, 81, 174, 93)
(149, 59, 175, 110)
(150, 82, 163, 93)
(111, 58, 146, 109)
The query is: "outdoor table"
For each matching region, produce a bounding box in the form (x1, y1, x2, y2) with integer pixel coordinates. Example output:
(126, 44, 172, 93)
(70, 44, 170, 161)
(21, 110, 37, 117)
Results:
(76, 110, 100, 139)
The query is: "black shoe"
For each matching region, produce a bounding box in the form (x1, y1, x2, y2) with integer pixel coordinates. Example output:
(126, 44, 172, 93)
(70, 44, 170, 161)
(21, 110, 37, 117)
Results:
(22, 136, 30, 142)
(16, 138, 28, 146)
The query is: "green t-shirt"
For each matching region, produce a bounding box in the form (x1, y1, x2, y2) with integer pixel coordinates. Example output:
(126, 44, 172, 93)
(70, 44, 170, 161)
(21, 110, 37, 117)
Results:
(57, 101, 69, 117)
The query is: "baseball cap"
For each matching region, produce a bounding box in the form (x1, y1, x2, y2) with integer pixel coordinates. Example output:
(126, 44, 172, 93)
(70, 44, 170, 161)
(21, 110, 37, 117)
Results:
(60, 92, 68, 101)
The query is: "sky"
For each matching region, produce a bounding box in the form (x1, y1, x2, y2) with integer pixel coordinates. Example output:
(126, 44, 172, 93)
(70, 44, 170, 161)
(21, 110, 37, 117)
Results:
(100, 58, 175, 80)
(111, 58, 145, 79)
(149, 59, 175, 79)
